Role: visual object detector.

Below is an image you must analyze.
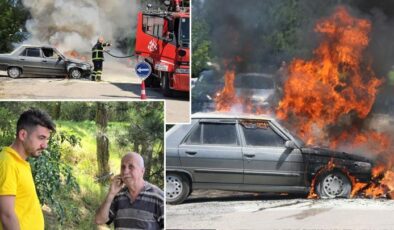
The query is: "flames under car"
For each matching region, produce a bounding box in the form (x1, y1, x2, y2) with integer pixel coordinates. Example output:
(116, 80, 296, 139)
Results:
(166, 112, 373, 204)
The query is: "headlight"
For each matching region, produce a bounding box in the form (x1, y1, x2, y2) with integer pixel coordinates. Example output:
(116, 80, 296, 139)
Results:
(175, 68, 189, 74)
(81, 64, 92, 70)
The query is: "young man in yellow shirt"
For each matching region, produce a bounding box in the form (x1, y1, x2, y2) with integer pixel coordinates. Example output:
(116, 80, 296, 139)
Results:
(0, 109, 56, 230)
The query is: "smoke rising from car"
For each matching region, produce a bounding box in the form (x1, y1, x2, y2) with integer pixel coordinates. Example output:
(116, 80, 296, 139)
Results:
(22, 0, 138, 55)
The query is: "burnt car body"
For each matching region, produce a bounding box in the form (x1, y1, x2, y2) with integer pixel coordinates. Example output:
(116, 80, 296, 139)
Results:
(0, 45, 92, 79)
(166, 113, 373, 204)
(192, 70, 275, 113)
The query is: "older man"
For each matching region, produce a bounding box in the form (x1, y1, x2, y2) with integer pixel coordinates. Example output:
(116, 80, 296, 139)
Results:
(95, 152, 164, 229)
(0, 109, 56, 230)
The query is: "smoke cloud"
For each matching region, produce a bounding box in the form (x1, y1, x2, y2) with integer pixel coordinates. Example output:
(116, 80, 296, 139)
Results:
(22, 0, 139, 54)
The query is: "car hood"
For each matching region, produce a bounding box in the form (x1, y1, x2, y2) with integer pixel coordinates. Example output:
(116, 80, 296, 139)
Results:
(301, 147, 373, 163)
(65, 57, 89, 65)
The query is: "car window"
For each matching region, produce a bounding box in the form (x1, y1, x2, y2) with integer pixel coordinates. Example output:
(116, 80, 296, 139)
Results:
(185, 124, 202, 144)
(202, 123, 238, 145)
(20, 48, 41, 57)
(42, 48, 59, 58)
(240, 121, 285, 147)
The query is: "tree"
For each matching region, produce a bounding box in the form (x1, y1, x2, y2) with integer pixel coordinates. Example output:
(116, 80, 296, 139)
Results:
(0, 0, 29, 52)
(96, 102, 110, 183)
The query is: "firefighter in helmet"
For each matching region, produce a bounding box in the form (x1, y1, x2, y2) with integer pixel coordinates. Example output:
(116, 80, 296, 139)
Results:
(91, 36, 111, 81)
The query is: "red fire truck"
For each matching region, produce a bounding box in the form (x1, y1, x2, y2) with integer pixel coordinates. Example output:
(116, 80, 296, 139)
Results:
(135, 0, 190, 96)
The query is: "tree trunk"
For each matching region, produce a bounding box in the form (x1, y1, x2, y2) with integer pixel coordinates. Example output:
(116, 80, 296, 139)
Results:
(96, 103, 109, 184)
(141, 142, 153, 182)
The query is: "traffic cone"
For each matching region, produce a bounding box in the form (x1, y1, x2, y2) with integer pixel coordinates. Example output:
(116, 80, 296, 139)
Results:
(141, 80, 147, 100)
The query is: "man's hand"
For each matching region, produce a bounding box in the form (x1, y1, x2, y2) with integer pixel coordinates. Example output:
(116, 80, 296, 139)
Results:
(0, 195, 20, 230)
(109, 174, 124, 196)
(95, 174, 123, 225)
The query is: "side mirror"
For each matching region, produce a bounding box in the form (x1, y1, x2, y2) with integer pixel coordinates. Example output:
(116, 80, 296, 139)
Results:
(57, 56, 63, 61)
(285, 140, 297, 149)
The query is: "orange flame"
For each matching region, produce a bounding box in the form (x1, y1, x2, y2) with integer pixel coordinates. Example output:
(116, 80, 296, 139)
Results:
(215, 70, 239, 111)
(276, 6, 381, 145)
(64, 50, 87, 61)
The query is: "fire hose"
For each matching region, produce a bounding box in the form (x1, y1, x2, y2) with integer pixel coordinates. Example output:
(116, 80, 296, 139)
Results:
(104, 50, 135, 58)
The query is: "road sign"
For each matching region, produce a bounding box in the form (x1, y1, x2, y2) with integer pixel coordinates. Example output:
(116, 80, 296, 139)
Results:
(135, 61, 152, 79)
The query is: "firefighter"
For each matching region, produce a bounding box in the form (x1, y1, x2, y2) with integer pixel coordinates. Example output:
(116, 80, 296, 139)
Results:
(91, 36, 111, 81)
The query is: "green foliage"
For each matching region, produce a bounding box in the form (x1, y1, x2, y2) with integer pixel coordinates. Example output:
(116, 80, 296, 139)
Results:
(191, 0, 211, 77)
(0, 0, 29, 52)
(0, 107, 15, 147)
(29, 131, 80, 225)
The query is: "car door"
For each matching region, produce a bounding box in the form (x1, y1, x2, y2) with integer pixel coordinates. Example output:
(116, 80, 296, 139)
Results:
(240, 120, 304, 186)
(178, 119, 244, 184)
(41, 48, 66, 76)
(18, 47, 46, 75)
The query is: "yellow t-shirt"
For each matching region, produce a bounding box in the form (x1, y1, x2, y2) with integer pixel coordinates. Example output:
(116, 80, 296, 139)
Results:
(0, 147, 44, 230)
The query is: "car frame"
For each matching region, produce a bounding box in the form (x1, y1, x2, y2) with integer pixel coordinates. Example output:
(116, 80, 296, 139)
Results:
(0, 45, 92, 79)
(166, 112, 373, 204)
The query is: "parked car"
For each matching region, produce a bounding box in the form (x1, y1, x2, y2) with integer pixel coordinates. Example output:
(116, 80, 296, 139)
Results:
(166, 112, 373, 204)
(0, 45, 92, 79)
(192, 71, 275, 113)
(192, 69, 224, 113)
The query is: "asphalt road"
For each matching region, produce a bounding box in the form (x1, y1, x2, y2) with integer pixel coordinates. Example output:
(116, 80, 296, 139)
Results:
(0, 59, 190, 123)
(166, 190, 394, 230)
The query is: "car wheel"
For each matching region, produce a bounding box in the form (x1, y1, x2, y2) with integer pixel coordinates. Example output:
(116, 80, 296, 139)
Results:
(161, 72, 173, 97)
(315, 171, 351, 198)
(69, 68, 82, 79)
(7, 67, 21, 78)
(166, 173, 190, 204)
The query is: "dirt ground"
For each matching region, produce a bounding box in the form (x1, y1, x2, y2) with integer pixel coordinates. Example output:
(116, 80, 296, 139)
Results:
(0, 58, 190, 123)
(166, 190, 394, 230)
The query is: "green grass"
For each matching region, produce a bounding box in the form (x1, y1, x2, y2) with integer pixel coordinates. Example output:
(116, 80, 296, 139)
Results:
(52, 121, 133, 229)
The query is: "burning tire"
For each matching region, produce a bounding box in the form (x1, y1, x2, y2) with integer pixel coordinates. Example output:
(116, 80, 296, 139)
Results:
(69, 68, 82, 79)
(166, 173, 190, 204)
(7, 67, 21, 78)
(315, 171, 351, 198)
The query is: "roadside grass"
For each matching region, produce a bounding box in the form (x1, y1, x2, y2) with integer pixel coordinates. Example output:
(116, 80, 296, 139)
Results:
(50, 121, 133, 229)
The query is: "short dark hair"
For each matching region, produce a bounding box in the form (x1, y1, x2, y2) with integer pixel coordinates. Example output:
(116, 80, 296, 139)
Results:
(16, 108, 56, 135)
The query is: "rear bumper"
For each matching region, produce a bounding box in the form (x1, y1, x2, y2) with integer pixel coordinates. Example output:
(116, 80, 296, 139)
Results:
(171, 73, 189, 92)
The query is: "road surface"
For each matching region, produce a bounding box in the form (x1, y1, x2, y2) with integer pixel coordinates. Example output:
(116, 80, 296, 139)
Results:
(166, 190, 394, 230)
(0, 58, 189, 123)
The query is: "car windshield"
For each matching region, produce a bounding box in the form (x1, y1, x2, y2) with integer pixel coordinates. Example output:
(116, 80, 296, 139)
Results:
(197, 70, 224, 85)
(235, 74, 274, 89)
(179, 17, 189, 47)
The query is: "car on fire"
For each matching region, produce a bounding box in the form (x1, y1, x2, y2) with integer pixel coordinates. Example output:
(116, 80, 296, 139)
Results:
(192, 70, 276, 113)
(166, 112, 374, 204)
(0, 45, 92, 79)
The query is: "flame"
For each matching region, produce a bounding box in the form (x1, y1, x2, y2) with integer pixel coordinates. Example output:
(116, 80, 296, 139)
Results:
(64, 50, 87, 61)
(276, 6, 381, 145)
(215, 70, 239, 111)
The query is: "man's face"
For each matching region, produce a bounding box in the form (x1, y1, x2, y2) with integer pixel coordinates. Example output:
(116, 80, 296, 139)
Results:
(20, 125, 51, 158)
(120, 155, 144, 187)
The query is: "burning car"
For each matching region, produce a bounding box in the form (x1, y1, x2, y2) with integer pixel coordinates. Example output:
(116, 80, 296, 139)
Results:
(166, 112, 373, 204)
(0, 45, 92, 79)
(192, 70, 275, 113)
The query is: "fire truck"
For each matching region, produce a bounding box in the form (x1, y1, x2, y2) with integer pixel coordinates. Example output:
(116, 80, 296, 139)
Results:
(135, 0, 190, 96)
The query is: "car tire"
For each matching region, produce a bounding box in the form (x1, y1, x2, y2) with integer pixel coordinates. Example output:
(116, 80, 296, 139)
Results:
(7, 67, 21, 78)
(161, 72, 173, 97)
(315, 171, 351, 198)
(166, 173, 190, 204)
(69, 68, 82, 79)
